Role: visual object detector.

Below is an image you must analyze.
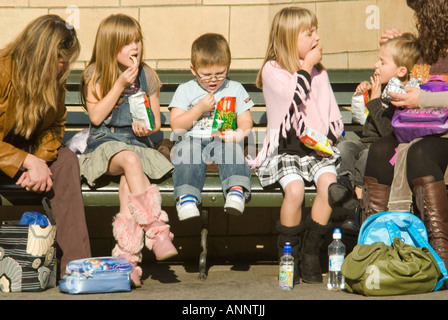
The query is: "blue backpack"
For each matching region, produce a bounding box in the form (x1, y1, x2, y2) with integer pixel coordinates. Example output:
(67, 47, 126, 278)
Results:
(358, 211, 448, 291)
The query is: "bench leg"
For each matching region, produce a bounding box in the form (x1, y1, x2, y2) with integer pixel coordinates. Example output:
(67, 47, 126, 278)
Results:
(199, 209, 209, 280)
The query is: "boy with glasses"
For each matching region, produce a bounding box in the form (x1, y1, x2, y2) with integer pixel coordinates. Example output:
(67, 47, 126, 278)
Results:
(169, 33, 254, 220)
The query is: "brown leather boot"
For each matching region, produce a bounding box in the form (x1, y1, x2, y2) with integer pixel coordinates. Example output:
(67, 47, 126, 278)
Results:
(360, 176, 391, 222)
(412, 175, 448, 269)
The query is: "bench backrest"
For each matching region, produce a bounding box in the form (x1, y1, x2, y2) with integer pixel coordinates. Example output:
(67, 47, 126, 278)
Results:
(64, 69, 372, 143)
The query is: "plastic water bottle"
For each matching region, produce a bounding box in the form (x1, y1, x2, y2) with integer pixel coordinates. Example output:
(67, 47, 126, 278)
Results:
(327, 228, 345, 290)
(279, 242, 294, 290)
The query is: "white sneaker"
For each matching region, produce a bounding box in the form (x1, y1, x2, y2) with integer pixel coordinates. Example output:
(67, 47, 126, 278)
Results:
(176, 194, 200, 221)
(224, 189, 245, 216)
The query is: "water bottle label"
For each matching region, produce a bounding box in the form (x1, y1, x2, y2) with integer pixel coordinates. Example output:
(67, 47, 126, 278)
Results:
(279, 265, 293, 288)
(329, 255, 344, 272)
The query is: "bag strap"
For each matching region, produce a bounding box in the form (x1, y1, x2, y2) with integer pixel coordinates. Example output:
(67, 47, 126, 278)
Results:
(391, 217, 448, 291)
(41, 197, 56, 225)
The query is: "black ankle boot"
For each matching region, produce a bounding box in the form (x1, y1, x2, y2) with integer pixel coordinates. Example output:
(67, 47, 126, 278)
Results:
(341, 203, 362, 235)
(276, 221, 304, 284)
(328, 175, 358, 211)
(300, 216, 331, 284)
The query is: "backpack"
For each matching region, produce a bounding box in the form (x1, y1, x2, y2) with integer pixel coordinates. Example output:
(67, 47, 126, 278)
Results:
(358, 211, 448, 291)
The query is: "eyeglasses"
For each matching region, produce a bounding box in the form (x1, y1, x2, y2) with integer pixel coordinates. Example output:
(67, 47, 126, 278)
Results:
(195, 70, 228, 83)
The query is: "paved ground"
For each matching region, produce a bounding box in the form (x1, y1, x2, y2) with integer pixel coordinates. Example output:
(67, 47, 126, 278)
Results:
(2, 262, 448, 303)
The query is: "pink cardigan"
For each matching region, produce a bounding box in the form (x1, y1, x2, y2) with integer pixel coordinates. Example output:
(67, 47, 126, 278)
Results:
(247, 61, 344, 168)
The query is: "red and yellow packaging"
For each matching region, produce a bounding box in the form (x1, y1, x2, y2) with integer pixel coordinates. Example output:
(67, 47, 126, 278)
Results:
(299, 128, 335, 155)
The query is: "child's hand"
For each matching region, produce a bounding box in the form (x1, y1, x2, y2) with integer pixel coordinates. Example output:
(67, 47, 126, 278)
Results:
(370, 73, 381, 100)
(117, 64, 139, 89)
(197, 92, 215, 113)
(315, 139, 333, 158)
(302, 45, 323, 74)
(356, 81, 372, 93)
(218, 129, 245, 143)
(132, 120, 152, 137)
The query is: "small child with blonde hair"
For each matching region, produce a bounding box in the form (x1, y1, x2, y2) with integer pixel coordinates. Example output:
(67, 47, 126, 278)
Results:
(337, 32, 420, 232)
(79, 14, 177, 287)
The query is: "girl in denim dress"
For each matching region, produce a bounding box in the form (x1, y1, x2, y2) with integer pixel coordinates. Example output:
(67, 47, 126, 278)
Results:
(78, 14, 177, 287)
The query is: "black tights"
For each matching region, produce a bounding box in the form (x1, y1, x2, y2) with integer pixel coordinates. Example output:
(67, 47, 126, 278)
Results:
(364, 135, 448, 187)
(406, 136, 448, 187)
(364, 135, 398, 186)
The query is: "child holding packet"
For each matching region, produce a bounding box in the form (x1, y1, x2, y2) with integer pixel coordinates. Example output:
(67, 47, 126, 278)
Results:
(79, 14, 177, 287)
(248, 7, 344, 284)
(169, 33, 254, 220)
(336, 33, 420, 232)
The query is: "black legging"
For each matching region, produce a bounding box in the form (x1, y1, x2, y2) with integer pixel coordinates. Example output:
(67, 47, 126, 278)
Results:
(407, 136, 448, 187)
(364, 135, 398, 186)
(365, 135, 448, 187)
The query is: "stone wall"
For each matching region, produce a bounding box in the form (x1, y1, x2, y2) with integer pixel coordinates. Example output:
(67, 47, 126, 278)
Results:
(0, 0, 416, 70)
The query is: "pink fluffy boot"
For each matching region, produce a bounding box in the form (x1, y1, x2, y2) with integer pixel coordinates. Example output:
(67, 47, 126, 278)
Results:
(128, 185, 178, 261)
(112, 213, 144, 287)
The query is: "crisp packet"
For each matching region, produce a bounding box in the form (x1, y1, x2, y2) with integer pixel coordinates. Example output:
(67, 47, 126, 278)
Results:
(351, 90, 370, 125)
(129, 91, 154, 130)
(381, 77, 420, 101)
(211, 96, 236, 136)
(299, 128, 335, 155)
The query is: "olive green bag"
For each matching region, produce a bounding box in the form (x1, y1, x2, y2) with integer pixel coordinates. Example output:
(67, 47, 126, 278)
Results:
(341, 237, 441, 296)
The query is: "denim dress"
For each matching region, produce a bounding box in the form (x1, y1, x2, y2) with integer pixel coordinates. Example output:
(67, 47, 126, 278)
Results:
(79, 66, 174, 187)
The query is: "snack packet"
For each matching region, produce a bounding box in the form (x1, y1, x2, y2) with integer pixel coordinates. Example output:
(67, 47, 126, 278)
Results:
(129, 91, 154, 130)
(299, 128, 335, 155)
(211, 96, 236, 136)
(351, 90, 369, 125)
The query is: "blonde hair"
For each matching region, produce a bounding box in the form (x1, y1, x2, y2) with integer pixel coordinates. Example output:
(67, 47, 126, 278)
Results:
(191, 33, 231, 70)
(382, 33, 421, 80)
(256, 7, 321, 89)
(0, 14, 79, 139)
(82, 14, 160, 105)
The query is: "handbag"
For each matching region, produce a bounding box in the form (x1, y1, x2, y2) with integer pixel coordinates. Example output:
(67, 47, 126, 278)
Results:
(0, 197, 57, 292)
(341, 211, 448, 296)
(392, 76, 448, 143)
(341, 237, 442, 296)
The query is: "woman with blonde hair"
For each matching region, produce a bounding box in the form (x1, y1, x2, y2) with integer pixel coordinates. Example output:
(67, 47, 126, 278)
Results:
(79, 14, 177, 287)
(0, 14, 91, 275)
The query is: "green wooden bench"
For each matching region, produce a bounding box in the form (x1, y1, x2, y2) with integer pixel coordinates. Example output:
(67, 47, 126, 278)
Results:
(0, 68, 372, 279)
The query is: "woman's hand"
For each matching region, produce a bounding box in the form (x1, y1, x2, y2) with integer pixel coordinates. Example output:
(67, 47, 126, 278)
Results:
(388, 86, 421, 108)
(379, 28, 404, 44)
(17, 154, 53, 192)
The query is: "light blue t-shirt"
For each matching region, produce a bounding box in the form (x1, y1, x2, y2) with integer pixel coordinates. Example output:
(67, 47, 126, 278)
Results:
(168, 79, 254, 138)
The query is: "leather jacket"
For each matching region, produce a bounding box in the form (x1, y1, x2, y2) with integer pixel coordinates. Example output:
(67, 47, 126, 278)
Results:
(0, 56, 66, 178)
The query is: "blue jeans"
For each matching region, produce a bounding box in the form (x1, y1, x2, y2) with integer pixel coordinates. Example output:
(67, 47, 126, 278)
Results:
(172, 136, 251, 203)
